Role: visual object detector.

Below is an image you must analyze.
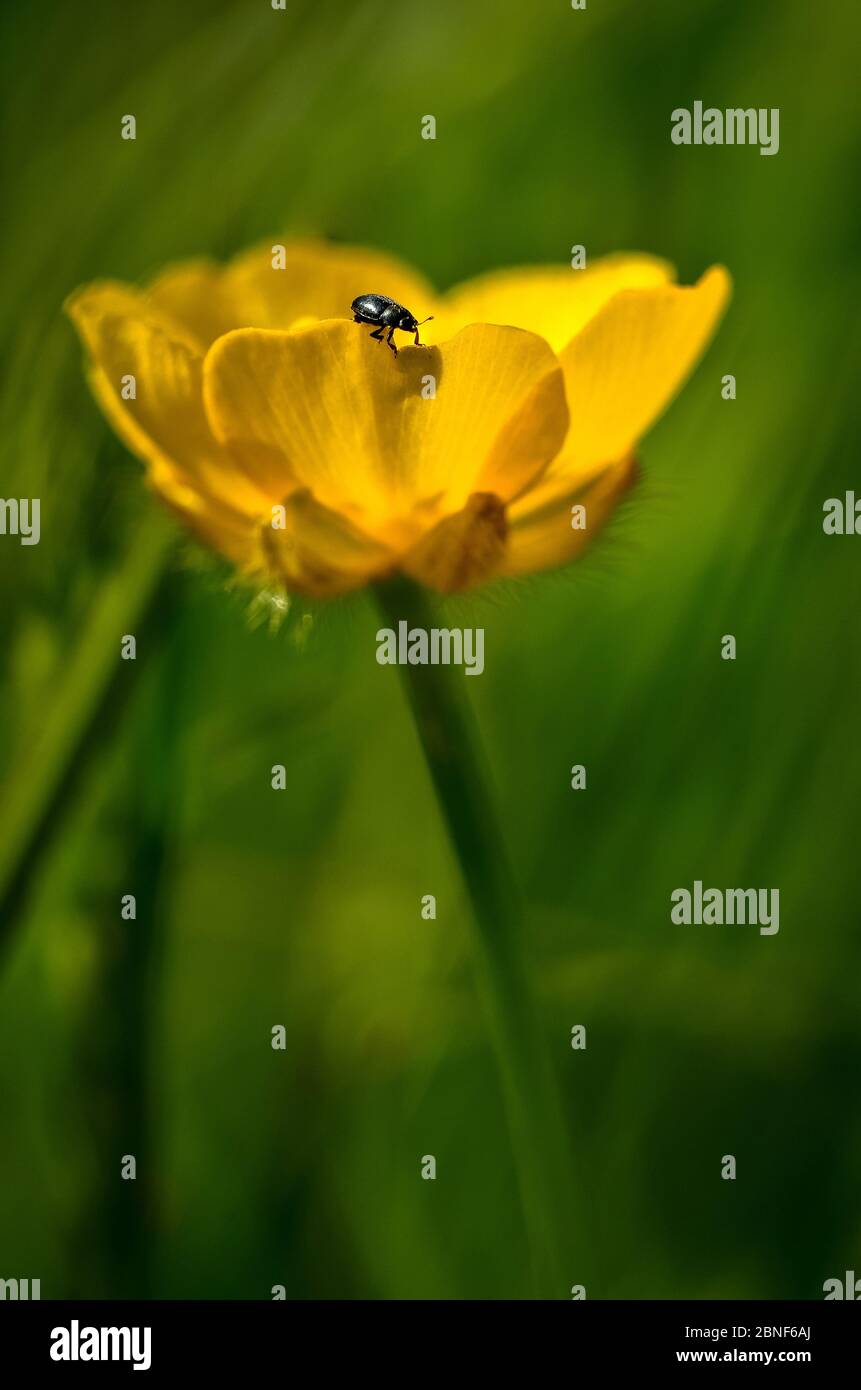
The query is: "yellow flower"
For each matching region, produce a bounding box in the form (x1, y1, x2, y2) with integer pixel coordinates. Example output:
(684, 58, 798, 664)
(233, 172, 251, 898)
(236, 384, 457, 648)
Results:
(66, 239, 730, 596)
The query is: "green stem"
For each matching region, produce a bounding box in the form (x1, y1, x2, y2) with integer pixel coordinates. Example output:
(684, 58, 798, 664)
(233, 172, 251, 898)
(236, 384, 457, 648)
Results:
(374, 576, 572, 1298)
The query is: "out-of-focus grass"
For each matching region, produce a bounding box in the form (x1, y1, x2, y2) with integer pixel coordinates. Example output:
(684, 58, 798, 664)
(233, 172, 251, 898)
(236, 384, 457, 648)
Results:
(1, 0, 860, 1298)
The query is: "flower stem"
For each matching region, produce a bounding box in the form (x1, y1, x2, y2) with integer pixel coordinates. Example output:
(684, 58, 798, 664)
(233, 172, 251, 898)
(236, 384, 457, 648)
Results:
(374, 576, 572, 1298)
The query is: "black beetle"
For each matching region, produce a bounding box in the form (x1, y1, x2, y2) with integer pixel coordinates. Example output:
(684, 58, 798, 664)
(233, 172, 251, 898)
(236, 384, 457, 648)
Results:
(350, 293, 434, 356)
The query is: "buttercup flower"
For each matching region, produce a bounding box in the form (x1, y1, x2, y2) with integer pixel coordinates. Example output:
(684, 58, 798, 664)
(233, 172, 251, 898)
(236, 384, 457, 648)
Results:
(66, 239, 730, 596)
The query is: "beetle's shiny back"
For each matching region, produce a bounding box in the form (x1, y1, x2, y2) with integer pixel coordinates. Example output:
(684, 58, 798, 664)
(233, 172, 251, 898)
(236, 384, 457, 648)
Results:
(352, 293, 403, 319)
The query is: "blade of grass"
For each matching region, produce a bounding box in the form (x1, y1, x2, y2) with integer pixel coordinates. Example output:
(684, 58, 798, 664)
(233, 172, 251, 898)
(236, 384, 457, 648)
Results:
(70, 577, 184, 1296)
(0, 518, 175, 955)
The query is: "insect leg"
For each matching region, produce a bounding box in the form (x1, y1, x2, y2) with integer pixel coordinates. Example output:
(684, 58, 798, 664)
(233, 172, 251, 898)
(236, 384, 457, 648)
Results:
(385, 326, 398, 356)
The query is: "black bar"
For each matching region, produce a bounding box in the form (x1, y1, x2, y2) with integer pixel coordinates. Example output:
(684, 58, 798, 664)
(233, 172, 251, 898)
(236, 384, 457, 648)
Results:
(1, 1299, 858, 1375)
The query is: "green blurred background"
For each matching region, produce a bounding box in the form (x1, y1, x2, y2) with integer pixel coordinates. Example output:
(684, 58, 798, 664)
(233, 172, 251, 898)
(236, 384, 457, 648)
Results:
(1, 0, 860, 1300)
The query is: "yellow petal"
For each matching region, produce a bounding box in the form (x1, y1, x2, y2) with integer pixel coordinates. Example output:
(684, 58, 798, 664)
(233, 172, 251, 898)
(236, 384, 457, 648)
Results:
(224, 237, 438, 334)
(430, 253, 673, 353)
(146, 259, 241, 349)
(502, 458, 636, 577)
(203, 320, 568, 539)
(146, 457, 260, 571)
(402, 492, 507, 592)
(146, 240, 436, 347)
(262, 489, 393, 596)
(557, 265, 731, 471)
(65, 282, 271, 515)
